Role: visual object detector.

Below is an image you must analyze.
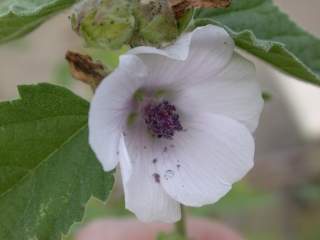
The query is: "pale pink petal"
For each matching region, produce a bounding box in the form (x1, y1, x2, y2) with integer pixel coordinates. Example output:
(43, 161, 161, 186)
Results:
(120, 124, 181, 222)
(126, 25, 234, 88)
(175, 53, 263, 132)
(89, 55, 147, 171)
(155, 113, 254, 206)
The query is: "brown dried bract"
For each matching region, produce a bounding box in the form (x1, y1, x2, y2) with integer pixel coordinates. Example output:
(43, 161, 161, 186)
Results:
(169, 0, 190, 18)
(169, 0, 231, 18)
(187, 0, 231, 8)
(65, 51, 108, 90)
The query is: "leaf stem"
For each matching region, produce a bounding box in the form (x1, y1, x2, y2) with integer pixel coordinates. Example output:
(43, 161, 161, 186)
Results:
(175, 205, 187, 238)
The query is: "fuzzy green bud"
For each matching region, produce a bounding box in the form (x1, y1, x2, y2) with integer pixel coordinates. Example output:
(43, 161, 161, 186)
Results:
(71, 0, 179, 49)
(132, 0, 179, 47)
(72, 0, 135, 49)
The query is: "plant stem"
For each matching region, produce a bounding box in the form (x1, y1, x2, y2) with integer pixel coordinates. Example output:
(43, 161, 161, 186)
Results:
(175, 205, 187, 238)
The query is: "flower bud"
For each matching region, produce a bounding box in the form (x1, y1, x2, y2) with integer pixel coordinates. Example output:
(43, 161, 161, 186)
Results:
(71, 0, 136, 49)
(71, 0, 179, 49)
(131, 0, 179, 47)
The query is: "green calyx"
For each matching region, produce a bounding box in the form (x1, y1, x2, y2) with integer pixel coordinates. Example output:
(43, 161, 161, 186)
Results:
(71, 0, 179, 50)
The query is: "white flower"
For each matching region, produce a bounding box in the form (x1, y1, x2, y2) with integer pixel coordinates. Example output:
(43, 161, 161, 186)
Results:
(89, 25, 264, 223)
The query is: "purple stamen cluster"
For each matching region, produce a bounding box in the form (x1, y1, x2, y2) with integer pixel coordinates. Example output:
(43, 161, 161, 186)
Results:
(144, 101, 183, 139)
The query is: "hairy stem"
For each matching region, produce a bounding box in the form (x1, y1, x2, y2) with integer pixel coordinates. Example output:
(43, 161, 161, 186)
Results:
(175, 205, 188, 238)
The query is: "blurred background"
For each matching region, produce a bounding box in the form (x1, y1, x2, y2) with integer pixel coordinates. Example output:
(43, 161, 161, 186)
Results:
(0, 0, 319, 239)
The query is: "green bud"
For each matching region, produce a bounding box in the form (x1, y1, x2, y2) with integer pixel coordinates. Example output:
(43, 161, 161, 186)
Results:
(72, 0, 135, 49)
(132, 0, 179, 47)
(71, 0, 179, 49)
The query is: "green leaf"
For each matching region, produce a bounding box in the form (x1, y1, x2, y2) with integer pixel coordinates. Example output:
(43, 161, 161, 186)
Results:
(193, 0, 320, 86)
(0, 83, 114, 240)
(0, 0, 77, 44)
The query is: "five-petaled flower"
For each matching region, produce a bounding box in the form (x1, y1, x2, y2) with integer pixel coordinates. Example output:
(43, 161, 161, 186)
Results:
(89, 25, 264, 222)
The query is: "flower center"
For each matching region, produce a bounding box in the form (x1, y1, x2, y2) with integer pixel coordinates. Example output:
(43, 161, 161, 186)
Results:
(143, 100, 183, 139)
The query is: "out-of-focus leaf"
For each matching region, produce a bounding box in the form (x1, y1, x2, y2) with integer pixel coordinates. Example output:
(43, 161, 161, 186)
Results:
(193, 0, 320, 86)
(0, 0, 77, 44)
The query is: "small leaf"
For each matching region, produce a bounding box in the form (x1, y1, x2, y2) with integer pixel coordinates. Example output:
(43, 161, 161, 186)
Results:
(0, 83, 114, 240)
(0, 0, 77, 44)
(193, 0, 320, 86)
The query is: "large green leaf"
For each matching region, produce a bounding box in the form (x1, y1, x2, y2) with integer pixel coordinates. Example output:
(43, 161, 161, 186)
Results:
(193, 0, 320, 86)
(0, 0, 77, 44)
(0, 83, 114, 240)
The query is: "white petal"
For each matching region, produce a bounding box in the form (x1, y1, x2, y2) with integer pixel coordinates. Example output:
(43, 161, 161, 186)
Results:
(128, 30, 192, 61)
(120, 125, 181, 222)
(156, 113, 254, 207)
(126, 25, 234, 88)
(89, 55, 148, 171)
(119, 134, 132, 184)
(175, 53, 264, 132)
